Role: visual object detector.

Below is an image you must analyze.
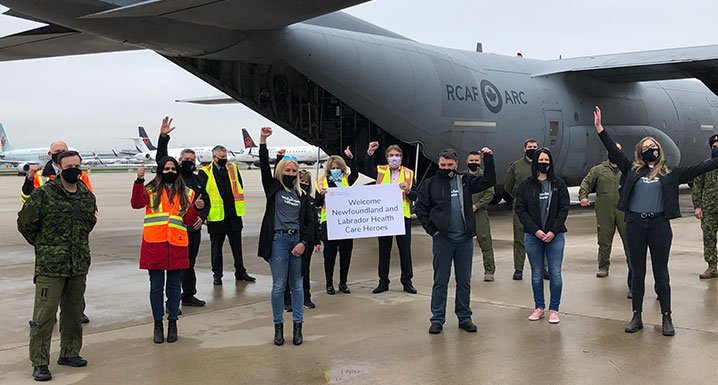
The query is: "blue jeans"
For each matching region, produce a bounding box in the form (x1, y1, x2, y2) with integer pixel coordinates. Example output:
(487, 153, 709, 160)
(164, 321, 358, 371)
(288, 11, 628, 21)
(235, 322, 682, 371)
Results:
(524, 232, 565, 311)
(149, 269, 182, 321)
(430, 234, 473, 324)
(268, 232, 304, 324)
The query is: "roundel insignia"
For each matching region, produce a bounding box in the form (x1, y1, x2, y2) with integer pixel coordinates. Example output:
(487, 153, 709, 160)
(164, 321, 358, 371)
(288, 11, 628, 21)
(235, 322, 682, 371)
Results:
(480, 80, 502, 114)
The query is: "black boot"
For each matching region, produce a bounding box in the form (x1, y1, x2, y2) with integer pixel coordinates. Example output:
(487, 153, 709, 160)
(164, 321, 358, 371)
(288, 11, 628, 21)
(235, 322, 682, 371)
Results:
(274, 323, 284, 346)
(167, 320, 178, 343)
(293, 322, 303, 346)
(662, 313, 675, 336)
(153, 320, 164, 344)
(624, 311, 643, 333)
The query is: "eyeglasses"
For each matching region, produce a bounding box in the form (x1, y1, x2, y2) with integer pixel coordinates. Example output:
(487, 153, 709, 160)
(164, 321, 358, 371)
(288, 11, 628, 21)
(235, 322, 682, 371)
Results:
(283, 155, 298, 162)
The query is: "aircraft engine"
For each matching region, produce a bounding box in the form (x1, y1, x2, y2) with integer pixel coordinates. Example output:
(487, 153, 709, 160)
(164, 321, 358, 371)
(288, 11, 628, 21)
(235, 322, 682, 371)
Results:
(16, 162, 30, 174)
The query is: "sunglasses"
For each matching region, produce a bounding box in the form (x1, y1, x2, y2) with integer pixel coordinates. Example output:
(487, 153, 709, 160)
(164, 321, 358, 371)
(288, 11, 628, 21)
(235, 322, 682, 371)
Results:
(283, 155, 298, 162)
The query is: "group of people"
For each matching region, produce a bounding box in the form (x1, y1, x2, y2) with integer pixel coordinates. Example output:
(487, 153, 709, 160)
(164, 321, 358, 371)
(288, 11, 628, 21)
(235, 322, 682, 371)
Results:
(16, 106, 718, 381)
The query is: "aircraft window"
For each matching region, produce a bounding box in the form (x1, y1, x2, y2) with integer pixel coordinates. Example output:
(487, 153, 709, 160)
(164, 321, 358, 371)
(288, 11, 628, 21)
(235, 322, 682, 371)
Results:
(549, 121, 559, 136)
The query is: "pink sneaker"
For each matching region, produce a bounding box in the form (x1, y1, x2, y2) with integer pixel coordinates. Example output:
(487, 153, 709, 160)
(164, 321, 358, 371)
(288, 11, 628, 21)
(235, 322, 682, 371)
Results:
(548, 310, 560, 324)
(528, 309, 545, 321)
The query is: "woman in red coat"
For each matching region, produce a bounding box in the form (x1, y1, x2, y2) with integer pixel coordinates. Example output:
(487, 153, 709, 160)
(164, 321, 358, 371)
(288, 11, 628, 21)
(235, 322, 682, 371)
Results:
(131, 157, 202, 344)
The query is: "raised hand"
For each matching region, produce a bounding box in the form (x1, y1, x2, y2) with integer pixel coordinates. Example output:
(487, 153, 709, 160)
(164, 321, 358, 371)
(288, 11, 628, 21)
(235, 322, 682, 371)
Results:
(481, 147, 493, 156)
(344, 146, 353, 159)
(160, 116, 175, 136)
(594, 106, 604, 133)
(259, 127, 272, 144)
(27, 164, 40, 180)
(367, 141, 380, 155)
(277, 148, 286, 156)
(137, 164, 145, 179)
(194, 197, 205, 210)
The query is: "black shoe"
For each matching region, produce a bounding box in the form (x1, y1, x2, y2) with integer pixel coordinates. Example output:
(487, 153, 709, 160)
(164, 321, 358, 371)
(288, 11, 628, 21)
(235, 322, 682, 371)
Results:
(543, 270, 550, 280)
(428, 322, 443, 334)
(167, 320, 178, 343)
(236, 272, 256, 282)
(57, 356, 88, 367)
(326, 285, 336, 295)
(293, 322, 303, 346)
(627, 290, 633, 299)
(372, 283, 389, 294)
(153, 320, 164, 344)
(182, 296, 206, 307)
(80, 314, 89, 324)
(459, 320, 478, 333)
(403, 284, 417, 294)
(624, 311, 643, 333)
(338, 284, 351, 294)
(274, 323, 284, 346)
(662, 313, 675, 336)
(213, 277, 223, 285)
(512, 270, 523, 280)
(304, 299, 316, 309)
(284, 304, 293, 312)
(33, 365, 51, 381)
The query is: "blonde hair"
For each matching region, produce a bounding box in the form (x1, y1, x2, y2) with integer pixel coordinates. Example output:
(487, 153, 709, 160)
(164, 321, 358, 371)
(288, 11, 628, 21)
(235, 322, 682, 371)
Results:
(632, 136, 669, 180)
(274, 159, 304, 196)
(322, 156, 349, 180)
(298, 169, 313, 193)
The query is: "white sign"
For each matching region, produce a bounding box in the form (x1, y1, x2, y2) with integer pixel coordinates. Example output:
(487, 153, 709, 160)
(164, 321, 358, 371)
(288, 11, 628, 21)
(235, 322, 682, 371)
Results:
(325, 183, 406, 240)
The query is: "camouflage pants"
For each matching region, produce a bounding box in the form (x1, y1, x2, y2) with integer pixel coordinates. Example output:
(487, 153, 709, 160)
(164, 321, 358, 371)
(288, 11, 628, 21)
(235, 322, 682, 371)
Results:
(702, 213, 718, 263)
(475, 209, 495, 274)
(29, 275, 86, 367)
(595, 198, 629, 270)
(512, 211, 526, 271)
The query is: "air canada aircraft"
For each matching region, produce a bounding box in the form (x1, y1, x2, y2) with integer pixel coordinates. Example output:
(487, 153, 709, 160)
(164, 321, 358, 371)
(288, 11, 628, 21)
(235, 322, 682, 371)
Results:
(1, 1, 718, 194)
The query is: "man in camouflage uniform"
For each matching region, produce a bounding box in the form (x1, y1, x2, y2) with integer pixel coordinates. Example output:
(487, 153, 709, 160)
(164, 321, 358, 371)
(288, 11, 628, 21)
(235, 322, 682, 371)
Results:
(504, 138, 541, 280)
(467, 151, 496, 281)
(17, 151, 97, 382)
(692, 134, 718, 279)
(579, 143, 630, 280)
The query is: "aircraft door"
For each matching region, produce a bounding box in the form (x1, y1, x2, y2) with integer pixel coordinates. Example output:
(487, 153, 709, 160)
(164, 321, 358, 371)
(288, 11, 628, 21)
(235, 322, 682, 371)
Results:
(543, 110, 565, 168)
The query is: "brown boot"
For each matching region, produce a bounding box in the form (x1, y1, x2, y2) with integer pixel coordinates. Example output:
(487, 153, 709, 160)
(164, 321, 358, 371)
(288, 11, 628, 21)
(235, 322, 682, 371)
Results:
(699, 263, 718, 279)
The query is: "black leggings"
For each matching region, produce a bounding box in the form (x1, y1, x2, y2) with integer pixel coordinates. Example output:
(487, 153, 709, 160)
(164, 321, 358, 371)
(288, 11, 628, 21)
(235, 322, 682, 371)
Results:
(323, 239, 353, 286)
(625, 213, 672, 314)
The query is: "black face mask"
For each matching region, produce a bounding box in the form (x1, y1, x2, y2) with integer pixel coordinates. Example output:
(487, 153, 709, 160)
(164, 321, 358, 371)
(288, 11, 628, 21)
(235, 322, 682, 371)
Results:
(61, 168, 82, 184)
(51, 152, 61, 165)
(216, 158, 228, 167)
(711, 148, 718, 159)
(300, 183, 310, 194)
(537, 163, 551, 174)
(467, 163, 480, 172)
(180, 160, 195, 175)
(162, 172, 178, 184)
(525, 149, 536, 160)
(436, 169, 456, 179)
(282, 175, 297, 188)
(641, 148, 659, 163)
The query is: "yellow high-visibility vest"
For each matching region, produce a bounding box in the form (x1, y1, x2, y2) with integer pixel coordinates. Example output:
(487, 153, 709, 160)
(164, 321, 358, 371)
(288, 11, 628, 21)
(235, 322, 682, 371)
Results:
(376, 165, 414, 218)
(315, 175, 349, 223)
(202, 163, 245, 221)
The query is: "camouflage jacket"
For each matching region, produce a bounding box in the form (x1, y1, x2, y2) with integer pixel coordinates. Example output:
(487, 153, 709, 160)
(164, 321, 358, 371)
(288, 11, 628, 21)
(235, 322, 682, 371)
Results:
(578, 161, 622, 200)
(692, 166, 718, 213)
(17, 178, 97, 277)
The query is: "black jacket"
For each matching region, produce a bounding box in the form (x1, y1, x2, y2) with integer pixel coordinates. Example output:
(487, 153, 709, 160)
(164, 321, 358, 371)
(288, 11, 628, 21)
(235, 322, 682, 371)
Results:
(415, 155, 496, 237)
(198, 159, 244, 233)
(599, 130, 718, 220)
(257, 144, 315, 261)
(514, 177, 570, 235)
(22, 160, 56, 196)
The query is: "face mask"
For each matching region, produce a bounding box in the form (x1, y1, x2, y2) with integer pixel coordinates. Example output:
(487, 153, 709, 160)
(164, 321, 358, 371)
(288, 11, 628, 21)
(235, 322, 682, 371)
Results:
(537, 163, 551, 174)
(712, 148, 718, 159)
(180, 160, 195, 175)
(300, 183, 310, 194)
(51, 152, 61, 165)
(330, 169, 343, 180)
(388, 156, 401, 169)
(282, 175, 297, 188)
(467, 163, 480, 172)
(216, 158, 228, 167)
(161, 172, 178, 184)
(61, 168, 82, 184)
(436, 169, 455, 179)
(641, 148, 659, 163)
(525, 149, 536, 160)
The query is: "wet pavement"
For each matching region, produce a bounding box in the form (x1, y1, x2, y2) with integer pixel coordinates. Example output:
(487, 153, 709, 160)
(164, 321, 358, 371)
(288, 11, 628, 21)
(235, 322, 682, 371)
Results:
(1, 170, 717, 384)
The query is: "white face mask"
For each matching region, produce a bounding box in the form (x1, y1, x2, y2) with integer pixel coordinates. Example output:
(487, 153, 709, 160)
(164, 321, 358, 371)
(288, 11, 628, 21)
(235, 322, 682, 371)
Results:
(388, 156, 401, 168)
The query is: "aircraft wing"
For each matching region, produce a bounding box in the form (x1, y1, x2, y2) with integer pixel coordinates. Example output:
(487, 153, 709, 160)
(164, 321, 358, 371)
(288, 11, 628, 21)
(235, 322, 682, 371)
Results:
(175, 96, 238, 105)
(534, 44, 718, 93)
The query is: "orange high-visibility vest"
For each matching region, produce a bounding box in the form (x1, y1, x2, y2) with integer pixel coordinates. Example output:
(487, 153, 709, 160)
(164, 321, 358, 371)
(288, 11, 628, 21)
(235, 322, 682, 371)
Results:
(376, 165, 414, 218)
(315, 175, 349, 223)
(21, 168, 93, 203)
(142, 187, 195, 247)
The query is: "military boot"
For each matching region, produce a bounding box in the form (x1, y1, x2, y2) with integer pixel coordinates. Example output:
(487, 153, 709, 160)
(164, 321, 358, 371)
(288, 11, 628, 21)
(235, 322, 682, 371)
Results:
(699, 263, 718, 279)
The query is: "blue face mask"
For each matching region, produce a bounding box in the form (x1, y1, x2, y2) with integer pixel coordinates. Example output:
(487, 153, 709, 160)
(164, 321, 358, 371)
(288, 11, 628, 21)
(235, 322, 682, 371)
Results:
(330, 169, 343, 180)
(712, 148, 718, 159)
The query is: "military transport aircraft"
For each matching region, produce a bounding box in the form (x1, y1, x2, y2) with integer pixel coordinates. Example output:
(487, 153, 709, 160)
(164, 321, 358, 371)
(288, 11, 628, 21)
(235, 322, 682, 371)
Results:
(1, 0, 717, 193)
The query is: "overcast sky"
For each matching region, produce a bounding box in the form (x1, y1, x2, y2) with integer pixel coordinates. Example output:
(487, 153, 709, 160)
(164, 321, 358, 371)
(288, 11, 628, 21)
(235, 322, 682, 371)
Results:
(0, 0, 716, 151)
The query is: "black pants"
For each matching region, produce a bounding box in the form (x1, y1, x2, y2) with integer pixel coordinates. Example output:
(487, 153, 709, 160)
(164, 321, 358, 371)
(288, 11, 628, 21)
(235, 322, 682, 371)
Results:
(182, 231, 201, 300)
(210, 230, 246, 279)
(285, 245, 313, 305)
(377, 218, 413, 286)
(625, 213, 672, 313)
(324, 239, 353, 286)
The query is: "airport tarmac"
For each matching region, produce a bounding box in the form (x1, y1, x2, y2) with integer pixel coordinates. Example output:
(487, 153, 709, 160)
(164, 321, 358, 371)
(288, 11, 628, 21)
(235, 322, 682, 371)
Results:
(1, 170, 717, 384)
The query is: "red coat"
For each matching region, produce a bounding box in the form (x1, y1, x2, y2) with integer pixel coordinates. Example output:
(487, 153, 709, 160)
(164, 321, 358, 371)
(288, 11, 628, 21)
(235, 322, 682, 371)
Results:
(131, 182, 199, 270)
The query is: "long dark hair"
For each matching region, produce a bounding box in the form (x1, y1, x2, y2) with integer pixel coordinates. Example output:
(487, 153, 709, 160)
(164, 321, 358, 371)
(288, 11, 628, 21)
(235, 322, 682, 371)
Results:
(531, 147, 555, 179)
(145, 157, 191, 215)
